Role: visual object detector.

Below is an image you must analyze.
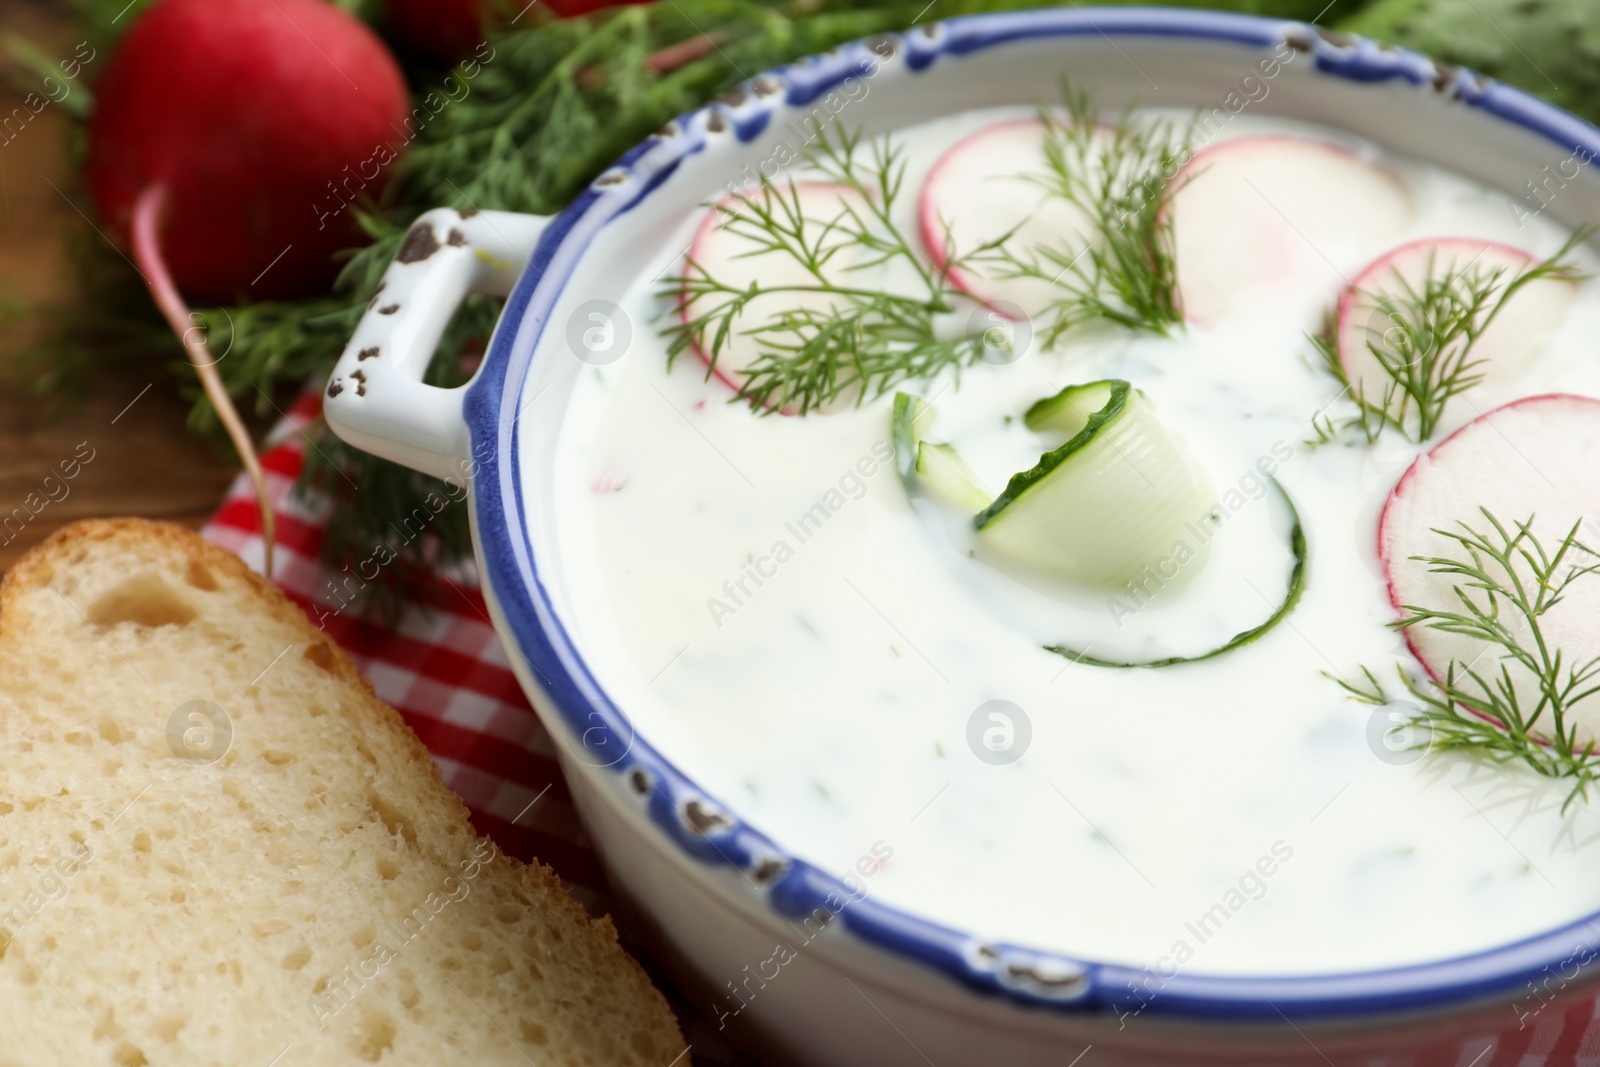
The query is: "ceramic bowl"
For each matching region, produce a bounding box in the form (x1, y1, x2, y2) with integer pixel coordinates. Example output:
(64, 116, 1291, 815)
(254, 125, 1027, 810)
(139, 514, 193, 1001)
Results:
(325, 10, 1600, 1063)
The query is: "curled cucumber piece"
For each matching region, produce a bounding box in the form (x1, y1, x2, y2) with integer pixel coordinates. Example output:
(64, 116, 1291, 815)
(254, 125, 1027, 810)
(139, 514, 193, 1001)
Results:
(893, 391, 994, 511)
(916, 442, 992, 513)
(1047, 479, 1307, 669)
(975, 380, 1218, 588)
(891, 391, 928, 491)
(891, 382, 1307, 669)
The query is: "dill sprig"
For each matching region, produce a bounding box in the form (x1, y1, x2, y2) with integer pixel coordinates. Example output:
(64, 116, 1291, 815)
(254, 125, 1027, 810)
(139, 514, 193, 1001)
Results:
(1310, 229, 1590, 444)
(977, 84, 1186, 344)
(1330, 509, 1600, 811)
(665, 123, 1010, 415)
(1305, 305, 1388, 447)
(1326, 663, 1388, 705)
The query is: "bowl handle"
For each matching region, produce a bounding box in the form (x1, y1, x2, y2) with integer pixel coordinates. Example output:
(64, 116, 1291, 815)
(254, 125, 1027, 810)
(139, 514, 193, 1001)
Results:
(323, 207, 551, 482)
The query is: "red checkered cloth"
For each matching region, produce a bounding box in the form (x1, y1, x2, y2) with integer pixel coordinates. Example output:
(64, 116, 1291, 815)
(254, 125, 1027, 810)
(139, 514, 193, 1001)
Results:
(202, 389, 747, 1065)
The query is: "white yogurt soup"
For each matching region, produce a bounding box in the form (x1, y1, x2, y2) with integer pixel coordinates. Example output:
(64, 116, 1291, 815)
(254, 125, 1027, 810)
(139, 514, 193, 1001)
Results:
(546, 103, 1600, 979)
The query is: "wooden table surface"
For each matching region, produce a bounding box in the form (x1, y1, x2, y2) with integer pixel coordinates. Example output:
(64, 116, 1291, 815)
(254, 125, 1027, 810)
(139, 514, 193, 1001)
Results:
(0, 0, 240, 574)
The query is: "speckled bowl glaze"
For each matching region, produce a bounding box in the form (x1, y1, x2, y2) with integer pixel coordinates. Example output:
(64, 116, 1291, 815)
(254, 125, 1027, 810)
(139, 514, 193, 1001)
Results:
(325, 9, 1600, 1064)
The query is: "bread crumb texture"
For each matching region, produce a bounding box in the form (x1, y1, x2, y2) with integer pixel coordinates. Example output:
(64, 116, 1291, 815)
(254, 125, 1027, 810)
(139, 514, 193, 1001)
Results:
(0, 519, 685, 1066)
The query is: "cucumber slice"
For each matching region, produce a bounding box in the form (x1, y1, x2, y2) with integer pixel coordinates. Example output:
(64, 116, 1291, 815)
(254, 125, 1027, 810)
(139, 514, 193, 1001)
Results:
(893, 391, 994, 511)
(975, 380, 1218, 588)
(1045, 478, 1307, 669)
(916, 442, 993, 512)
(1022, 379, 1119, 436)
(891, 391, 927, 491)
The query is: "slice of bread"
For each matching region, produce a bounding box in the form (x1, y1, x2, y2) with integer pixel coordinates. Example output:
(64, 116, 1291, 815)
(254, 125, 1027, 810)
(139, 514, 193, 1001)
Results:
(0, 519, 686, 1066)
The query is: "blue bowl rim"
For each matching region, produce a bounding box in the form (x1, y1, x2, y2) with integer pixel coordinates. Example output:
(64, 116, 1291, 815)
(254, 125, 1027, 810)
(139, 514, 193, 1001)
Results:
(461, 5, 1600, 1024)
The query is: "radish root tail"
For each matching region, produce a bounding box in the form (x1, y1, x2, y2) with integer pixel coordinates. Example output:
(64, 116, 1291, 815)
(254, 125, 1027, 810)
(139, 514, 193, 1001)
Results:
(130, 185, 276, 577)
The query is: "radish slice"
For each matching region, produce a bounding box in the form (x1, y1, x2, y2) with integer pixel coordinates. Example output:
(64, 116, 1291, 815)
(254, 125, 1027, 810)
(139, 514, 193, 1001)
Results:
(679, 182, 870, 399)
(919, 118, 1097, 317)
(1166, 135, 1412, 325)
(1336, 237, 1576, 403)
(1380, 394, 1600, 743)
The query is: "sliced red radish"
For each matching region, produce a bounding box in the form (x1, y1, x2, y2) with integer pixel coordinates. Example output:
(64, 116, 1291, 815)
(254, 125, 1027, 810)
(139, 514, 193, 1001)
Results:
(680, 182, 870, 401)
(1165, 135, 1412, 326)
(1336, 237, 1576, 402)
(919, 117, 1098, 318)
(1380, 394, 1600, 743)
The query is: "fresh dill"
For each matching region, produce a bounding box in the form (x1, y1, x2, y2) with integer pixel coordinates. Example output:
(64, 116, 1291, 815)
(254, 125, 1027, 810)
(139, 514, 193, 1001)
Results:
(1304, 408, 1345, 449)
(1303, 308, 1389, 447)
(1329, 509, 1600, 811)
(667, 86, 1188, 414)
(19, 0, 935, 615)
(665, 123, 1010, 415)
(981, 85, 1186, 343)
(1325, 663, 1388, 705)
(1309, 230, 1590, 444)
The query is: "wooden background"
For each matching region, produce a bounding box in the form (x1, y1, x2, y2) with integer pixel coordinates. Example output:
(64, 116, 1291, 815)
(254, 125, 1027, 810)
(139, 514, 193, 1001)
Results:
(0, 0, 237, 574)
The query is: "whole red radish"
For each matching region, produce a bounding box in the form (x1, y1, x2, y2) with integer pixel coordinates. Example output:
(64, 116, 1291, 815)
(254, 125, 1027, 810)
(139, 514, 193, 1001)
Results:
(87, 0, 410, 302)
(85, 0, 411, 574)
